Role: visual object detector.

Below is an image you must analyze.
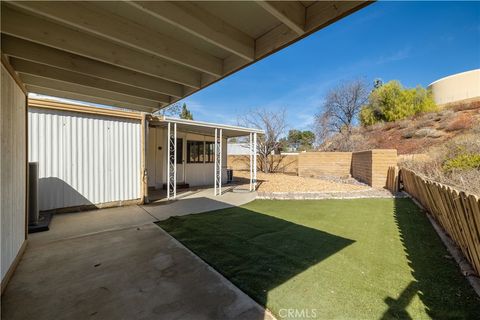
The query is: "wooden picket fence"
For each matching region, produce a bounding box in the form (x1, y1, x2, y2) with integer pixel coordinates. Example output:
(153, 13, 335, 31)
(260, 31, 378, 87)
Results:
(386, 166, 399, 193)
(400, 168, 480, 275)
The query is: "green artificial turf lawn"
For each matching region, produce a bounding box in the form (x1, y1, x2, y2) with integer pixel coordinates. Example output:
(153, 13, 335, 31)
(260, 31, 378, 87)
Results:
(156, 198, 480, 319)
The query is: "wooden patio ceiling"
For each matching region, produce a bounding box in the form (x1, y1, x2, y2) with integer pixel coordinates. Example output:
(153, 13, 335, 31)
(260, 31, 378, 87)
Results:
(1, 1, 372, 113)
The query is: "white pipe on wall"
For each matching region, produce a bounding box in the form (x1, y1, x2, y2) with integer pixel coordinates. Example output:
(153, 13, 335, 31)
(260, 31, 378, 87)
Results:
(249, 132, 253, 191)
(167, 122, 171, 200)
(253, 132, 257, 190)
(219, 128, 222, 194)
(173, 122, 177, 199)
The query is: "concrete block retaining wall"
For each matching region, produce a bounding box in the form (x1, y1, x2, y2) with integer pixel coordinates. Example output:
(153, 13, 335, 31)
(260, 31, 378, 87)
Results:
(351, 149, 397, 188)
(297, 152, 352, 178)
(228, 149, 398, 189)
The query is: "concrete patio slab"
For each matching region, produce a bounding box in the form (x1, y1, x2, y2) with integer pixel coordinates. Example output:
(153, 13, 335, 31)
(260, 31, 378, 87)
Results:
(27, 204, 156, 247)
(2, 223, 273, 320)
(143, 187, 257, 221)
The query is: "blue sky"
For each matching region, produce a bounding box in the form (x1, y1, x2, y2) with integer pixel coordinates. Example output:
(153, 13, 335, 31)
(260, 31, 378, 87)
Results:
(178, 1, 480, 130)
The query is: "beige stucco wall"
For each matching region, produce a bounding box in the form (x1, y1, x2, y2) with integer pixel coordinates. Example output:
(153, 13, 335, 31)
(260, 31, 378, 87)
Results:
(428, 69, 480, 106)
(1, 64, 27, 286)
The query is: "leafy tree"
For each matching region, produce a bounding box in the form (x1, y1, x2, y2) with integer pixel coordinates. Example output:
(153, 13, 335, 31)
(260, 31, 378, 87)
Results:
(284, 129, 315, 151)
(179, 103, 193, 120)
(360, 80, 437, 126)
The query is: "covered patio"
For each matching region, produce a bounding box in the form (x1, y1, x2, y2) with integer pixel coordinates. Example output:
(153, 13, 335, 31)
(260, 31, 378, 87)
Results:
(1, 0, 372, 315)
(146, 115, 263, 201)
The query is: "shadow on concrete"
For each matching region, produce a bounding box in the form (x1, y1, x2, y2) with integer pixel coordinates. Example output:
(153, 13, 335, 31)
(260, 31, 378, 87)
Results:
(157, 206, 355, 312)
(147, 186, 213, 203)
(381, 198, 480, 319)
(142, 188, 257, 222)
(231, 174, 267, 190)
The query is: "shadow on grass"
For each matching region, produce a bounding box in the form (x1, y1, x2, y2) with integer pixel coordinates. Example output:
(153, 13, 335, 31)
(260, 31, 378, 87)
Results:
(382, 198, 480, 319)
(156, 206, 354, 307)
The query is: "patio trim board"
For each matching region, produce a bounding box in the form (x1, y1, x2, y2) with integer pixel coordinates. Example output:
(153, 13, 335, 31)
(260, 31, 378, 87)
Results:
(28, 99, 143, 120)
(1, 240, 28, 295)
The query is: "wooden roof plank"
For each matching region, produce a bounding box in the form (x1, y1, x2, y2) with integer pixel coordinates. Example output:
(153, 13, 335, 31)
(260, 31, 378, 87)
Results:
(21, 74, 163, 110)
(27, 86, 156, 113)
(1, 35, 184, 98)
(7, 1, 223, 76)
(1, 5, 203, 88)
(11, 58, 171, 104)
(127, 1, 255, 62)
(256, 1, 306, 35)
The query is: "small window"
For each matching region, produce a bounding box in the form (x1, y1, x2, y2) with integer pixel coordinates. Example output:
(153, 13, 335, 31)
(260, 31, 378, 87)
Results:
(205, 141, 215, 163)
(176, 138, 183, 164)
(187, 141, 204, 163)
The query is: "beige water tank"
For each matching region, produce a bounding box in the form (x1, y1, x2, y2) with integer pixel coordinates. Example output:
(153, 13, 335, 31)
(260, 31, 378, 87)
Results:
(428, 69, 480, 105)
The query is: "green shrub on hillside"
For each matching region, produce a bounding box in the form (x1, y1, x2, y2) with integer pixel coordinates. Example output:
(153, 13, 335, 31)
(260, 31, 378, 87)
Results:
(443, 153, 480, 172)
(360, 81, 437, 126)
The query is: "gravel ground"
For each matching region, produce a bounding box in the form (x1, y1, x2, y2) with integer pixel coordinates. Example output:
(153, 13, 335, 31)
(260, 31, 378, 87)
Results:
(256, 190, 405, 200)
(233, 171, 371, 193)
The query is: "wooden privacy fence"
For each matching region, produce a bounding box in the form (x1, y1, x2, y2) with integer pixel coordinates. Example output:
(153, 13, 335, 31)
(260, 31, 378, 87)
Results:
(401, 168, 480, 275)
(386, 166, 399, 193)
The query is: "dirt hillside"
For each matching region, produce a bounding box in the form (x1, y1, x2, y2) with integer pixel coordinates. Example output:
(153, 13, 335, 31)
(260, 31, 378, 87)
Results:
(358, 101, 480, 154)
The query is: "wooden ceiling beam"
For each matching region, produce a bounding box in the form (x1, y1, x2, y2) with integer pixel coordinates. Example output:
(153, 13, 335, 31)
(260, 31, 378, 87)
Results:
(2, 0, 372, 111)
(305, 1, 369, 32)
(126, 1, 255, 62)
(26, 85, 156, 113)
(255, 1, 371, 59)
(1, 5, 203, 88)
(256, 1, 306, 35)
(21, 74, 163, 110)
(1, 35, 184, 98)
(11, 58, 172, 104)
(6, 1, 223, 77)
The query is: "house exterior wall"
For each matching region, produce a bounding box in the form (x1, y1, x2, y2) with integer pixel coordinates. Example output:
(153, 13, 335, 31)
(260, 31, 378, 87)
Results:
(28, 107, 141, 211)
(147, 127, 227, 188)
(1, 64, 27, 285)
(147, 126, 164, 188)
(428, 69, 480, 106)
(182, 132, 228, 187)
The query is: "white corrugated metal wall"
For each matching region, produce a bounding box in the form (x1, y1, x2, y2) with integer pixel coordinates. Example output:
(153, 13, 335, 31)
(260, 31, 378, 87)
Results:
(28, 107, 141, 211)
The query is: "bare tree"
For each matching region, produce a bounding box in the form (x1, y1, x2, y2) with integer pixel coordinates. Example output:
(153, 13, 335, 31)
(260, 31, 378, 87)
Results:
(314, 79, 370, 150)
(239, 108, 287, 173)
(154, 103, 181, 117)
